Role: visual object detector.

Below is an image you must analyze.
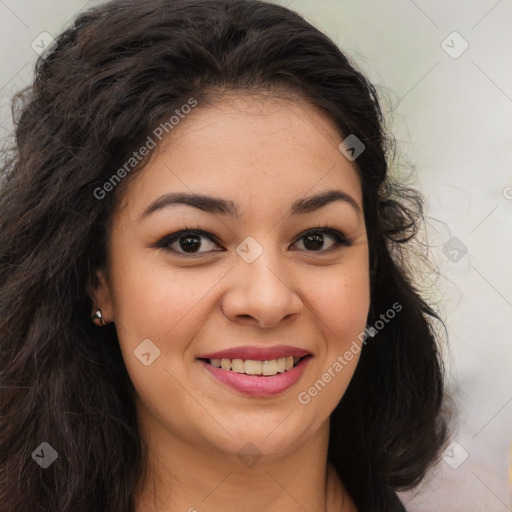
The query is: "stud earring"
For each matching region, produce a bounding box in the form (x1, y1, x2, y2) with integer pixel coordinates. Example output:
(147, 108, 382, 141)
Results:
(92, 308, 106, 326)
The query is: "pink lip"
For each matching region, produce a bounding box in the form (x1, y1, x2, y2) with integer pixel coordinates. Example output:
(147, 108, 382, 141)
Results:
(198, 356, 312, 397)
(197, 345, 311, 361)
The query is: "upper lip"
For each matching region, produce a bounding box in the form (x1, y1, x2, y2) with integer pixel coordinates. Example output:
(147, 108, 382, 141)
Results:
(197, 345, 311, 361)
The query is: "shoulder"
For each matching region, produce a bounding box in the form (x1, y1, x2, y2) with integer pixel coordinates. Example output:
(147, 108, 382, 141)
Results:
(391, 492, 408, 512)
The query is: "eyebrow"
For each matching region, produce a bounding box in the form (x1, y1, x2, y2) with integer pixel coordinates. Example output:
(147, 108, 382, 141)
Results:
(138, 189, 361, 221)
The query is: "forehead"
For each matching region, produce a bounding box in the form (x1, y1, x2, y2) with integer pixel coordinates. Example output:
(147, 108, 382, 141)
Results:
(117, 92, 363, 221)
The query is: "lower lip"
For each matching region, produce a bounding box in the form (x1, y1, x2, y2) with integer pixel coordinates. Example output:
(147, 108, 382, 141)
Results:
(198, 357, 311, 397)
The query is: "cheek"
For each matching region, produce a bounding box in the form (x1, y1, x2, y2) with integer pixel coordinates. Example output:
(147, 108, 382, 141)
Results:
(107, 255, 222, 424)
(297, 279, 369, 416)
(305, 260, 370, 344)
(298, 259, 370, 405)
(108, 250, 227, 353)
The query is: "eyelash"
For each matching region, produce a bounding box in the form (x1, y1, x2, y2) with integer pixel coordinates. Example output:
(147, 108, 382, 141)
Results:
(154, 226, 354, 257)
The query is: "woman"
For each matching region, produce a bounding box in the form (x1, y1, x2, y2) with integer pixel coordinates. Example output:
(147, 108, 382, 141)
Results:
(0, 0, 449, 510)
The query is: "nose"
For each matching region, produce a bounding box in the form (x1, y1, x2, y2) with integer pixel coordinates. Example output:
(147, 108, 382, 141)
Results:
(220, 244, 303, 328)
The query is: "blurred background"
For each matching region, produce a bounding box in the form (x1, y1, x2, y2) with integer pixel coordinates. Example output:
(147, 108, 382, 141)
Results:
(1, 1, 511, 510)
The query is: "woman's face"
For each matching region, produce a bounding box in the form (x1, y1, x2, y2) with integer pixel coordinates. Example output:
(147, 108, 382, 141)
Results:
(93, 93, 370, 461)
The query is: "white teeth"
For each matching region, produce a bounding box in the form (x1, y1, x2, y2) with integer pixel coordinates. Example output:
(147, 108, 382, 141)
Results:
(262, 359, 277, 376)
(231, 359, 245, 373)
(206, 355, 305, 376)
(244, 360, 263, 375)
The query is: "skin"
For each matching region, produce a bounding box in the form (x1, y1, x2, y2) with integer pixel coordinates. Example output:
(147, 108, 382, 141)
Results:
(91, 92, 369, 511)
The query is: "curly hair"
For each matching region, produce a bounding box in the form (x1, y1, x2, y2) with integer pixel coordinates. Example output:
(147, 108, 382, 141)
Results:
(0, 1, 449, 510)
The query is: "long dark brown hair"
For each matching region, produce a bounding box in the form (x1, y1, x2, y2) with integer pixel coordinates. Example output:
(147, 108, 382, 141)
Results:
(0, 1, 449, 510)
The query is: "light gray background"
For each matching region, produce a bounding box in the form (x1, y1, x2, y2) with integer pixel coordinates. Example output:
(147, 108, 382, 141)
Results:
(1, 1, 511, 510)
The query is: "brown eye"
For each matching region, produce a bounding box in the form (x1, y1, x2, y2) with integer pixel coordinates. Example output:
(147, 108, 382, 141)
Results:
(155, 227, 352, 257)
(302, 232, 325, 251)
(292, 228, 352, 252)
(177, 234, 203, 253)
(157, 229, 223, 255)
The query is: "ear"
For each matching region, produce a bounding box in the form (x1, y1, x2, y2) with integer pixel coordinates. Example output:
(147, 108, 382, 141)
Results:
(88, 268, 114, 323)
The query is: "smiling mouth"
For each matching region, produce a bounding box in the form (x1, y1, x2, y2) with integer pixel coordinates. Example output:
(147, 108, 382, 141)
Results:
(199, 355, 310, 377)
